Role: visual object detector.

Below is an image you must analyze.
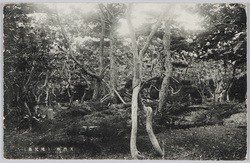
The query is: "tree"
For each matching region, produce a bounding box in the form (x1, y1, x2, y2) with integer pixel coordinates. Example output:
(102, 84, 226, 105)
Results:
(126, 4, 165, 159)
(54, 6, 104, 101)
(98, 4, 126, 103)
(158, 17, 173, 113)
(4, 4, 55, 117)
(92, 6, 105, 100)
(191, 3, 247, 102)
(52, 4, 128, 103)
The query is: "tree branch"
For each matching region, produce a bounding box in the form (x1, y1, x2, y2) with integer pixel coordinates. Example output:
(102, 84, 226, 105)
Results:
(101, 4, 115, 20)
(100, 64, 110, 77)
(140, 75, 161, 90)
(25, 61, 36, 86)
(139, 9, 169, 59)
(126, 4, 139, 59)
(98, 4, 112, 23)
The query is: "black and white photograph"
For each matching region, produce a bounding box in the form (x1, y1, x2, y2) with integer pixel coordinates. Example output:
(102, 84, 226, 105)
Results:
(2, 2, 247, 160)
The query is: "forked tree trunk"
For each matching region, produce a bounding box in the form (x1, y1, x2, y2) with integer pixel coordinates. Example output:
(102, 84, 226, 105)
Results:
(127, 4, 166, 159)
(158, 19, 173, 113)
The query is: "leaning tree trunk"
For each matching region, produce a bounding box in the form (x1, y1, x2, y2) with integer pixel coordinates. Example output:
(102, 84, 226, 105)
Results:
(158, 19, 173, 113)
(138, 96, 164, 156)
(144, 106, 163, 156)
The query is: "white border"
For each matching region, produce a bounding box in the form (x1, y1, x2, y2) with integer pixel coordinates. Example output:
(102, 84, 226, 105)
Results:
(0, 0, 249, 163)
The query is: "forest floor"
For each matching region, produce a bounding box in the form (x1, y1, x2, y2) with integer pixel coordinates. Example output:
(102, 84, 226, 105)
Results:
(4, 103, 247, 160)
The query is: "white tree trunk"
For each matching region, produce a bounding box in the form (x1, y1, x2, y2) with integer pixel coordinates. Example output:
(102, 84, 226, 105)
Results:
(130, 82, 140, 158)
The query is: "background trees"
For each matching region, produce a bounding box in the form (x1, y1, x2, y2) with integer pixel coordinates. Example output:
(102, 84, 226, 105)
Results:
(4, 4, 56, 120)
(3, 3, 247, 160)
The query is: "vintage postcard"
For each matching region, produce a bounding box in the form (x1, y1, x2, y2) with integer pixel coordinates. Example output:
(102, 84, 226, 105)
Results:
(2, 2, 247, 160)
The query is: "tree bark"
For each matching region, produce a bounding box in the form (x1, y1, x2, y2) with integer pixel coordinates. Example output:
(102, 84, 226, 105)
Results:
(93, 10, 105, 100)
(158, 19, 173, 113)
(108, 7, 118, 104)
(97, 4, 118, 103)
(93, 79, 102, 100)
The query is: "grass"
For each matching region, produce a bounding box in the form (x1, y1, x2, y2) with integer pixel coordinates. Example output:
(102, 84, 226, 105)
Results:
(4, 123, 247, 160)
(160, 125, 246, 160)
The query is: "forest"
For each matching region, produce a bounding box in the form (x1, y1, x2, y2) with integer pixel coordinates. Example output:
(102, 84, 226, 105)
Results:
(3, 3, 247, 160)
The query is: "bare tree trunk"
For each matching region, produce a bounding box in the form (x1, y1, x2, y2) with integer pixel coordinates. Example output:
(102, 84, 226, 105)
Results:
(158, 19, 172, 113)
